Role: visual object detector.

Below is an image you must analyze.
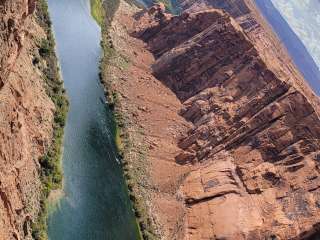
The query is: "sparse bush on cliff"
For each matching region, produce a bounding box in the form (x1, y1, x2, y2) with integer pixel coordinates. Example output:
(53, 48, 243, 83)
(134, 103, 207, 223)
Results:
(103, 0, 120, 27)
(156, 0, 174, 12)
(90, 0, 121, 27)
(31, 0, 69, 239)
(39, 39, 51, 58)
(36, 0, 52, 27)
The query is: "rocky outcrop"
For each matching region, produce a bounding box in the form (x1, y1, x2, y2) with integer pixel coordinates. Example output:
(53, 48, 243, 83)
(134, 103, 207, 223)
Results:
(132, 4, 320, 240)
(175, 0, 320, 109)
(177, 0, 253, 29)
(0, 0, 36, 88)
(0, 1, 57, 239)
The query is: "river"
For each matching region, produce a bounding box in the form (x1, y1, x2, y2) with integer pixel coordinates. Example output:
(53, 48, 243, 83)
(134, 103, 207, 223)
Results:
(46, 0, 139, 239)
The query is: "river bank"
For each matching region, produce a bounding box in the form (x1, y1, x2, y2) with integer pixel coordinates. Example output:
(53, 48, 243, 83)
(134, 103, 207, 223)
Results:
(100, 1, 191, 239)
(0, 0, 68, 238)
(90, 0, 104, 26)
(100, 1, 160, 238)
(46, 0, 140, 239)
(31, 1, 69, 239)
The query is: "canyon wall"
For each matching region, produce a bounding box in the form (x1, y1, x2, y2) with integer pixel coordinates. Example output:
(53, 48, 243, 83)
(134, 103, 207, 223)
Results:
(104, 1, 320, 239)
(176, 0, 320, 109)
(135, 5, 320, 238)
(0, 1, 61, 239)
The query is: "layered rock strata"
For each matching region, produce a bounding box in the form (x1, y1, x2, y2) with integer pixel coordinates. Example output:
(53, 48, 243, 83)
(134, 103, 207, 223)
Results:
(0, 1, 57, 239)
(130, 3, 320, 240)
(176, 0, 320, 110)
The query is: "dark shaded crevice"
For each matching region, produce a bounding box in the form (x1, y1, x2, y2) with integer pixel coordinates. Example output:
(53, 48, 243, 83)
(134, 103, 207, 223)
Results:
(185, 190, 240, 206)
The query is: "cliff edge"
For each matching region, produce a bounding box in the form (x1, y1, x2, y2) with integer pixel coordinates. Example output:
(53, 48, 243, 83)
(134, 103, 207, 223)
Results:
(0, 1, 67, 239)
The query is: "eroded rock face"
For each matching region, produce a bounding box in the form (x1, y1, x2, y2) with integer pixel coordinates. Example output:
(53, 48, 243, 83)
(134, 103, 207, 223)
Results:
(178, 0, 254, 29)
(0, 0, 36, 88)
(0, 1, 55, 239)
(176, 0, 320, 109)
(134, 4, 320, 240)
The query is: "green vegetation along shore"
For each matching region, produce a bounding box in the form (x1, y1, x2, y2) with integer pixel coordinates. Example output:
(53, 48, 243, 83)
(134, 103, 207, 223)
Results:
(99, 0, 160, 239)
(90, 0, 104, 26)
(31, 0, 69, 239)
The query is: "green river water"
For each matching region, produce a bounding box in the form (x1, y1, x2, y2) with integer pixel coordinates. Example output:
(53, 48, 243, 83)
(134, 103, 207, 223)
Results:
(46, 0, 139, 239)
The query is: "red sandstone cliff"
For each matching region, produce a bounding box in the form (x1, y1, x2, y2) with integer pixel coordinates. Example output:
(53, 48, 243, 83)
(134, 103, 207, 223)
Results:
(176, 0, 320, 109)
(104, 1, 320, 239)
(0, 1, 58, 239)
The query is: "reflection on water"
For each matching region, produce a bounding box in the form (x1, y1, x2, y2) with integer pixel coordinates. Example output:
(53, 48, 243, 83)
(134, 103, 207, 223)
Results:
(47, 0, 139, 239)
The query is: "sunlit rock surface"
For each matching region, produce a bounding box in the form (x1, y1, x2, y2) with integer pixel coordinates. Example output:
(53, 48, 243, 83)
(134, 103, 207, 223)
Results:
(132, 3, 320, 239)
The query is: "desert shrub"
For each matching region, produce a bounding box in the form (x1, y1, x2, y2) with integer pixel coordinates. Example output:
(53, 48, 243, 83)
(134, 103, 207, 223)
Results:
(31, 0, 69, 239)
